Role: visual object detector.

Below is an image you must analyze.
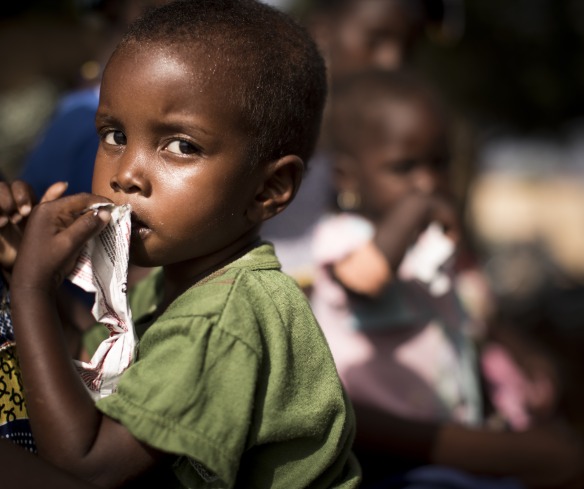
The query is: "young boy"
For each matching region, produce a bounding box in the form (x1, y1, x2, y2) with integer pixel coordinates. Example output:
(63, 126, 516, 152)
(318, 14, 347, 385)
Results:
(0, 1, 361, 487)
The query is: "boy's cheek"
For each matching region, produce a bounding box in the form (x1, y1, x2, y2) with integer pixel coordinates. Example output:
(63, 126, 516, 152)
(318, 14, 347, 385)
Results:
(91, 169, 111, 196)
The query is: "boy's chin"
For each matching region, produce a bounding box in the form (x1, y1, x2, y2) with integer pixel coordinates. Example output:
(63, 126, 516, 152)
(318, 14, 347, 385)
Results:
(128, 247, 155, 269)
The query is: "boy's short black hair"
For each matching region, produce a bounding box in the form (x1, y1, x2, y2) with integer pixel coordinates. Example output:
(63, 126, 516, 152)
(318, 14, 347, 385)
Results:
(116, 0, 327, 167)
(328, 69, 450, 170)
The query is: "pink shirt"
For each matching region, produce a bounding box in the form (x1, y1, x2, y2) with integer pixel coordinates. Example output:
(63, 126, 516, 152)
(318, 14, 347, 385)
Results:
(311, 213, 482, 424)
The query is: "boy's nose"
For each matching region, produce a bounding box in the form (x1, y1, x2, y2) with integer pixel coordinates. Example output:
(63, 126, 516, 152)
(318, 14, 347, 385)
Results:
(110, 151, 151, 195)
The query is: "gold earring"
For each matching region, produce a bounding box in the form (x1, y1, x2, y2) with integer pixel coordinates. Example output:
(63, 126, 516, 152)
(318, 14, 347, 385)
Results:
(337, 191, 361, 211)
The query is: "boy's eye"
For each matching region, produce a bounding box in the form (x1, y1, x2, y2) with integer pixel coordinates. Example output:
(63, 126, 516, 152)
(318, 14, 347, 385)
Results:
(103, 130, 127, 146)
(166, 139, 198, 155)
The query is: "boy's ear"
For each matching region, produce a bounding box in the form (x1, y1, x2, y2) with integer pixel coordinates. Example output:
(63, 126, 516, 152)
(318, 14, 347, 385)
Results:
(247, 155, 304, 223)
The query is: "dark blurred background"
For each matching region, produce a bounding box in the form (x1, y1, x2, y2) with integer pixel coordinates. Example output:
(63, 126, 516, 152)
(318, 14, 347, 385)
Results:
(2, 0, 584, 174)
(0, 0, 120, 179)
(1, 0, 584, 267)
(419, 0, 584, 138)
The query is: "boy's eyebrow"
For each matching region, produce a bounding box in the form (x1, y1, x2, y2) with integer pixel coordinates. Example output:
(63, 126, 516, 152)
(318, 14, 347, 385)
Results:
(94, 112, 120, 127)
(150, 119, 215, 138)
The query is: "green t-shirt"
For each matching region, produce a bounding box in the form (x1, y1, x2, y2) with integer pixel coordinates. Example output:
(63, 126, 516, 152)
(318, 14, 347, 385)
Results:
(84, 243, 361, 488)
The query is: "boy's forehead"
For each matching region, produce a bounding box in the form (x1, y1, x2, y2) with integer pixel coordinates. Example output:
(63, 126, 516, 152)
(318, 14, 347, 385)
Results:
(100, 40, 251, 145)
(104, 42, 240, 102)
(112, 42, 215, 77)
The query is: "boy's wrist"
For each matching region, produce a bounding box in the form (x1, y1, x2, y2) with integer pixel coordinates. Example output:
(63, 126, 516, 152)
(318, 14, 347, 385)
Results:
(10, 269, 62, 297)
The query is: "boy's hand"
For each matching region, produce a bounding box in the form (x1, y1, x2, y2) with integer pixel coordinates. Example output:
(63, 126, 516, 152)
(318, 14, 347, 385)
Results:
(0, 181, 68, 270)
(11, 193, 112, 292)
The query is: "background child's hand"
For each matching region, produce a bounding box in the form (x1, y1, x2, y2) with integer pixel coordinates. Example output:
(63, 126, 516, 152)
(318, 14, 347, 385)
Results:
(374, 190, 461, 270)
(337, 190, 463, 297)
(0, 181, 68, 271)
(427, 192, 462, 245)
(11, 193, 112, 292)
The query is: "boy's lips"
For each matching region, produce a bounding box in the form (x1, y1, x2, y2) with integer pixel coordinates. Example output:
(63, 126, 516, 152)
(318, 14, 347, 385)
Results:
(131, 212, 151, 239)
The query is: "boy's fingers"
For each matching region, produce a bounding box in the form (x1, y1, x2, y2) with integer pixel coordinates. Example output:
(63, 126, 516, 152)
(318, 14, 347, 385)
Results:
(0, 181, 18, 227)
(10, 180, 38, 220)
(39, 181, 68, 204)
(65, 206, 112, 249)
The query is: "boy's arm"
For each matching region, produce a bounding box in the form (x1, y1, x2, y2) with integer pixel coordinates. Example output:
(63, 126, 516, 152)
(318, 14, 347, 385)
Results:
(0, 439, 99, 489)
(333, 191, 460, 296)
(353, 401, 584, 489)
(10, 194, 167, 486)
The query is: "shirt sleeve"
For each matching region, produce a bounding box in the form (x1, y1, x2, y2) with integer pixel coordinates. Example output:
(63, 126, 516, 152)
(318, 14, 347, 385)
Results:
(95, 314, 259, 487)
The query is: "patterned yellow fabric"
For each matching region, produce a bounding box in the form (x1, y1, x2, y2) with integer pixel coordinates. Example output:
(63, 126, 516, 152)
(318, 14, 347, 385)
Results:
(0, 277, 36, 452)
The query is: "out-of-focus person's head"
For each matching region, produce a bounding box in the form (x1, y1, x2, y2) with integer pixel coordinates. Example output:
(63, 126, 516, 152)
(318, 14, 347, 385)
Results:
(328, 69, 449, 220)
(299, 0, 426, 81)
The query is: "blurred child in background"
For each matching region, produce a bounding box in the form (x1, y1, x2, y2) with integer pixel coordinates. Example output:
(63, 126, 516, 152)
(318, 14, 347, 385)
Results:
(262, 0, 429, 291)
(310, 68, 584, 489)
(296, 0, 426, 81)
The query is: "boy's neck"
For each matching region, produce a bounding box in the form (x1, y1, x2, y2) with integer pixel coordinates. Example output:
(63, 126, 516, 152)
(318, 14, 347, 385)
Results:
(158, 234, 262, 312)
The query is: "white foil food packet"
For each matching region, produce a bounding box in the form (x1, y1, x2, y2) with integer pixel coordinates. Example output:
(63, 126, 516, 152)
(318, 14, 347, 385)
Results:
(399, 222, 455, 297)
(69, 203, 137, 400)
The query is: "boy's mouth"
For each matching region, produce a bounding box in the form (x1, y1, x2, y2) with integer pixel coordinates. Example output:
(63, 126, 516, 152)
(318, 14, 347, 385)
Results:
(131, 213, 151, 239)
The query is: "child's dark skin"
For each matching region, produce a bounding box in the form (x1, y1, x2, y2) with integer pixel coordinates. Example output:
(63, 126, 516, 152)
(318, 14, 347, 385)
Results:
(0, 40, 302, 487)
(0, 438, 99, 489)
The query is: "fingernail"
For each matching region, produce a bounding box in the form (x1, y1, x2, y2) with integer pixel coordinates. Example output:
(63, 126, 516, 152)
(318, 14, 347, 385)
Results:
(19, 204, 31, 216)
(0, 216, 7, 226)
(97, 208, 112, 223)
(10, 213, 22, 224)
